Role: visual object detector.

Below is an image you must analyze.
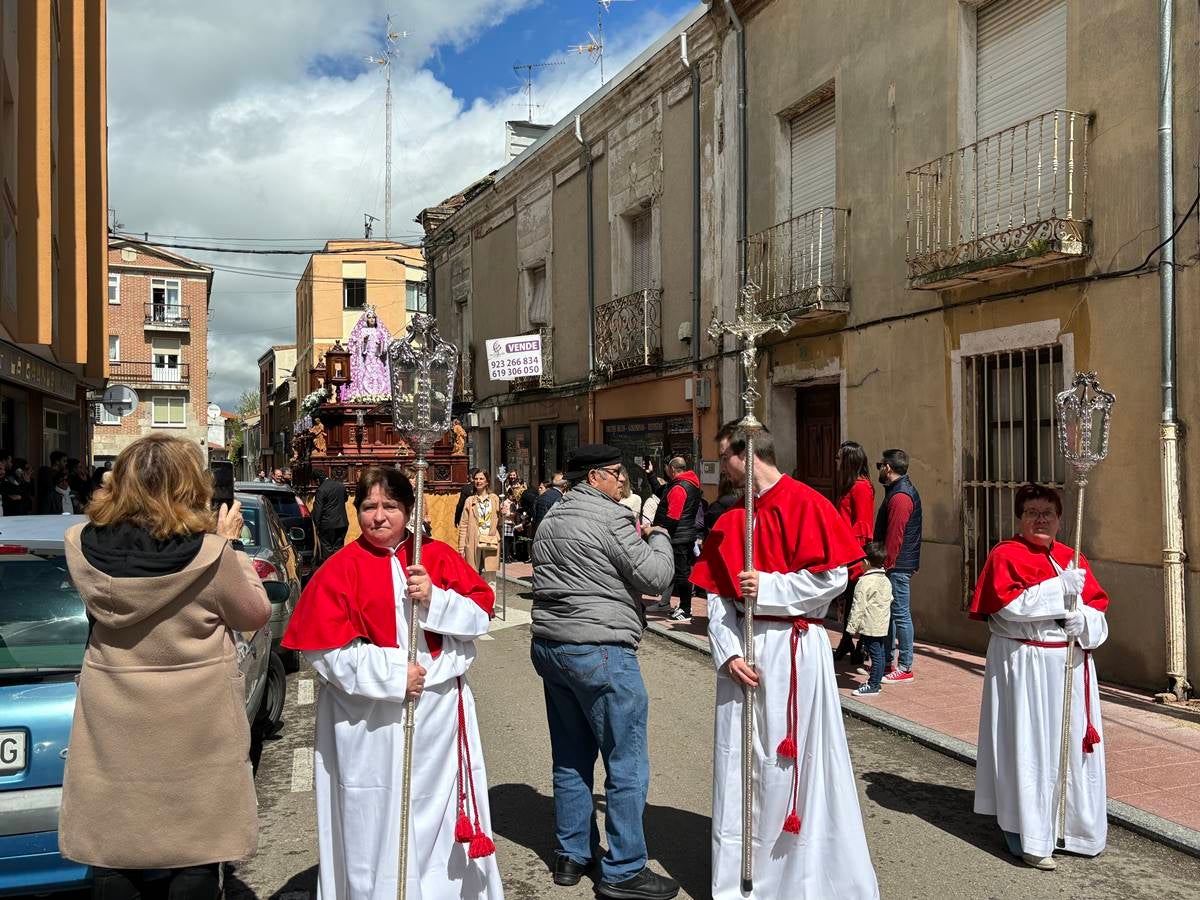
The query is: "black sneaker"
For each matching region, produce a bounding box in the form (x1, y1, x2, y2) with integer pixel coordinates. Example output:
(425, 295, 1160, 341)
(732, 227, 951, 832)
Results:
(668, 608, 691, 622)
(596, 866, 679, 899)
(553, 855, 595, 886)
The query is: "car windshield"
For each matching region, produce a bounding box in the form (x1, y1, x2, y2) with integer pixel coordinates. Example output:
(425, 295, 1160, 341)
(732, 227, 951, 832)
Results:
(240, 506, 263, 549)
(0, 554, 88, 672)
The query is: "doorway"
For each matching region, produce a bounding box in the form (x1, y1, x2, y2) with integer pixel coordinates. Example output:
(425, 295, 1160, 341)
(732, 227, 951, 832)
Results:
(794, 384, 839, 501)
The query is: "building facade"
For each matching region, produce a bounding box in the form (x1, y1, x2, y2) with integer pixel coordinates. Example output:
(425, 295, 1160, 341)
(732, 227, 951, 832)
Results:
(294, 240, 427, 400)
(92, 240, 212, 463)
(429, 0, 1200, 694)
(0, 0, 108, 467)
(258, 344, 296, 473)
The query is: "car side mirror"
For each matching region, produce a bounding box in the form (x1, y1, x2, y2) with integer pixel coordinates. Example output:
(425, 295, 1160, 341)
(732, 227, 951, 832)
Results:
(288, 527, 306, 544)
(263, 580, 291, 604)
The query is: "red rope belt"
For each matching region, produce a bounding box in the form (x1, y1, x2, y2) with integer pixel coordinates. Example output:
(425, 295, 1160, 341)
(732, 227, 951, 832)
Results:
(1015, 639, 1101, 754)
(738, 613, 825, 836)
(453, 675, 496, 858)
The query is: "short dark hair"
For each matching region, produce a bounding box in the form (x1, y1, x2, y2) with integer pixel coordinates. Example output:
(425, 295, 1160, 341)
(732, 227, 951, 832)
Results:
(354, 466, 415, 512)
(881, 449, 909, 476)
(716, 420, 776, 465)
(312, 466, 328, 480)
(864, 541, 887, 569)
(1014, 483, 1062, 518)
(50, 450, 67, 465)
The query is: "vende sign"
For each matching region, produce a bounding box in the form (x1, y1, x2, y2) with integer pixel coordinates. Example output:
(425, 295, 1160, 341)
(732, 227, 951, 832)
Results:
(486, 335, 543, 381)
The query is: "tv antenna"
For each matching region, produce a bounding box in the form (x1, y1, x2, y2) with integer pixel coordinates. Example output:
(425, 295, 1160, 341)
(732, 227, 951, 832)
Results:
(366, 14, 409, 240)
(512, 61, 565, 122)
(363, 213, 380, 239)
(569, 0, 635, 86)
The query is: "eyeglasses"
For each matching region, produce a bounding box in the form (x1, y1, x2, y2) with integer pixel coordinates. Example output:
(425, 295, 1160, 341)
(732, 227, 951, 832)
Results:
(595, 465, 624, 480)
(875, 461, 887, 471)
(1021, 508, 1058, 522)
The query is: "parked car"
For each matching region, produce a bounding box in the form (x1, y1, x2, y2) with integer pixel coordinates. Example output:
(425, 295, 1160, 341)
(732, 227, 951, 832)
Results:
(236, 491, 303, 676)
(0, 515, 287, 897)
(235, 481, 314, 575)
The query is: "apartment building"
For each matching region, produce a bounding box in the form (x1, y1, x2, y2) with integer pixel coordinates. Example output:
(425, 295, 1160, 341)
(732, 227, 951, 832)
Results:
(294, 240, 426, 399)
(0, 0, 108, 466)
(92, 240, 212, 462)
(428, 0, 1199, 694)
(258, 343, 296, 473)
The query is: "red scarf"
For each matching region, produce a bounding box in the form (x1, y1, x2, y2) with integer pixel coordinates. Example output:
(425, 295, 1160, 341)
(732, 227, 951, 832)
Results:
(690, 474, 865, 598)
(968, 535, 1109, 621)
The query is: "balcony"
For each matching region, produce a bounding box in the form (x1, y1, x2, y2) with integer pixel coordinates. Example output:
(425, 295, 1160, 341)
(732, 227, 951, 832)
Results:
(143, 303, 191, 330)
(595, 289, 662, 376)
(108, 360, 190, 388)
(511, 326, 554, 392)
(906, 109, 1092, 290)
(744, 207, 850, 319)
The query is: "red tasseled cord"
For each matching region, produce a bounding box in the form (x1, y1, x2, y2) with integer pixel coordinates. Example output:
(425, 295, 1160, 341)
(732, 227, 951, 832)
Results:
(1081, 650, 1101, 754)
(454, 683, 474, 843)
(778, 621, 808, 837)
(782, 812, 802, 835)
(457, 677, 496, 859)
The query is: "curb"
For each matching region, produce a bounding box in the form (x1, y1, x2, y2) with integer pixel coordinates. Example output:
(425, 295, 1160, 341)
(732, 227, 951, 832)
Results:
(643, 620, 1200, 861)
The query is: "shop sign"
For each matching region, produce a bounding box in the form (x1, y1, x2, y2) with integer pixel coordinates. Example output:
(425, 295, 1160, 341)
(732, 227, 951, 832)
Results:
(486, 335, 542, 381)
(0, 341, 77, 401)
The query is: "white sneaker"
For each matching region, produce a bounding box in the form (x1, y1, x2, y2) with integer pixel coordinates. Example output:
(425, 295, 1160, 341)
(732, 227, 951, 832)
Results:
(1021, 853, 1057, 871)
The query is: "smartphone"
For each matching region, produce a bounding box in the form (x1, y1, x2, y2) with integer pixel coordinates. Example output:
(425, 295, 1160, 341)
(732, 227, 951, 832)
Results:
(211, 460, 235, 510)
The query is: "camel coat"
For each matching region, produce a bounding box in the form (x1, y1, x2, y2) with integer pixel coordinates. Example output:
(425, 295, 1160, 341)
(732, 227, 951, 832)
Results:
(60, 526, 271, 869)
(458, 491, 501, 573)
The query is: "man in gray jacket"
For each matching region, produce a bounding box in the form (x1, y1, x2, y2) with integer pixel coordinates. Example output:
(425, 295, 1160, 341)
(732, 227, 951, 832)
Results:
(531, 443, 678, 900)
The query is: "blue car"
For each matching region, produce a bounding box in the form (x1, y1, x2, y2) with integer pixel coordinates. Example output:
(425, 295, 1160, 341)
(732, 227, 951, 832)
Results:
(0, 515, 280, 895)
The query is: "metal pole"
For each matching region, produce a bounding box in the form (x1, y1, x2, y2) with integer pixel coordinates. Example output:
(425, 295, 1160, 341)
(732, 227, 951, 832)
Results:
(740, 427, 757, 895)
(397, 457, 427, 899)
(1055, 479, 1086, 848)
(1157, 0, 1190, 702)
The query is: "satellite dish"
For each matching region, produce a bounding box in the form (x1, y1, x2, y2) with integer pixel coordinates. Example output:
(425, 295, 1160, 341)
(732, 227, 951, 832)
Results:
(102, 384, 138, 418)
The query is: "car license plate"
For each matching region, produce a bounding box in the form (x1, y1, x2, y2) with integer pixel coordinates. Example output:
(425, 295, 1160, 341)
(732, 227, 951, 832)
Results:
(0, 731, 26, 775)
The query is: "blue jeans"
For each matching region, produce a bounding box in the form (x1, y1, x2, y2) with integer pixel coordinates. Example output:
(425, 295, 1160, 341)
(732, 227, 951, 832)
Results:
(530, 638, 650, 882)
(862, 635, 887, 688)
(885, 570, 914, 671)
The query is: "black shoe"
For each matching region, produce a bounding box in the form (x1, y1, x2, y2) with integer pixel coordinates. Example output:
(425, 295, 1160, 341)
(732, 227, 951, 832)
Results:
(832, 636, 854, 661)
(596, 866, 679, 900)
(553, 855, 594, 887)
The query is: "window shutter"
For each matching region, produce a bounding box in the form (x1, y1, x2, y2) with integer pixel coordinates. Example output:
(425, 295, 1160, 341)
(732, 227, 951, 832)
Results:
(789, 100, 836, 218)
(976, 0, 1067, 139)
(630, 212, 652, 292)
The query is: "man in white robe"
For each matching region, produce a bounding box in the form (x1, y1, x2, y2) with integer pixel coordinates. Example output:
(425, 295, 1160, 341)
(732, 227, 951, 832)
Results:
(691, 422, 878, 900)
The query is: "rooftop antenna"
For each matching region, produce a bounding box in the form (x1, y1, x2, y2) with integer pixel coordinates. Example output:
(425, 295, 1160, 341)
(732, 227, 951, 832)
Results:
(107, 208, 123, 232)
(570, 0, 635, 86)
(363, 213, 379, 239)
(366, 14, 409, 240)
(512, 60, 565, 122)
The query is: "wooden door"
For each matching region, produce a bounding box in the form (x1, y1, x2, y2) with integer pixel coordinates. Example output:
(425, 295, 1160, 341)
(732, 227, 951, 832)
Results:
(795, 384, 839, 501)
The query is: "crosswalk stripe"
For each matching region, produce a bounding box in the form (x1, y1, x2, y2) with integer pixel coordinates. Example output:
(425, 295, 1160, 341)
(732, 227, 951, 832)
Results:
(290, 747, 313, 793)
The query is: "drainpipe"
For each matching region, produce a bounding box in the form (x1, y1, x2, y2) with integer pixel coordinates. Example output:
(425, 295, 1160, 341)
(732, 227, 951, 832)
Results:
(577, 115, 597, 441)
(1157, 0, 1190, 702)
(682, 34, 703, 468)
(723, 0, 748, 408)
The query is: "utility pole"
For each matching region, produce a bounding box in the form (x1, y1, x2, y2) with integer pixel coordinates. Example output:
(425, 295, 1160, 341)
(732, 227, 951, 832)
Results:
(512, 61, 565, 122)
(367, 14, 408, 240)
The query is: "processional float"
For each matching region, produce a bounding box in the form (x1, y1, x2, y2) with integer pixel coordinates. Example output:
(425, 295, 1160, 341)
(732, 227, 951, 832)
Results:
(1053, 372, 1115, 849)
(708, 281, 791, 894)
(387, 313, 458, 899)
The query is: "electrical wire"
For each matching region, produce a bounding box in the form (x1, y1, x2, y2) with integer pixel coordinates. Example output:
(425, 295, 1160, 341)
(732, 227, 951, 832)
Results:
(113, 231, 423, 255)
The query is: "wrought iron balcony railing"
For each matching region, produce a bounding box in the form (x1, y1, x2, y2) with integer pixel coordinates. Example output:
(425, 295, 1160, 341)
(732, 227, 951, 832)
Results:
(511, 326, 554, 391)
(143, 303, 191, 328)
(905, 109, 1091, 289)
(744, 206, 850, 318)
(109, 361, 191, 385)
(457, 348, 474, 402)
(595, 289, 662, 376)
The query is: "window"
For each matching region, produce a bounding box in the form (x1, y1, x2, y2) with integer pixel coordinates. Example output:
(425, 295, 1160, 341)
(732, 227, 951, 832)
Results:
(94, 403, 119, 426)
(343, 261, 367, 309)
(152, 396, 185, 427)
(525, 264, 548, 326)
(539, 422, 580, 485)
(961, 344, 1065, 602)
(788, 99, 837, 286)
(150, 278, 180, 318)
(152, 338, 181, 383)
(502, 427, 532, 484)
(108, 272, 120, 304)
(630, 210, 652, 292)
(108, 335, 119, 362)
(405, 280, 427, 313)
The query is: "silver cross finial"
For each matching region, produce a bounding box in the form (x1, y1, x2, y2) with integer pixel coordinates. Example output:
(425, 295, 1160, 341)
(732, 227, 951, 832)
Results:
(708, 280, 792, 426)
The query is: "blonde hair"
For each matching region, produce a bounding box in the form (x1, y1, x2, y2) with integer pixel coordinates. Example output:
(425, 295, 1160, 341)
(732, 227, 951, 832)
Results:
(87, 435, 216, 539)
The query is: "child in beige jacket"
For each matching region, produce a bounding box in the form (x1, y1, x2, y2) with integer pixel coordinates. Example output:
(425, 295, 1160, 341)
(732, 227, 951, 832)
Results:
(846, 542, 893, 696)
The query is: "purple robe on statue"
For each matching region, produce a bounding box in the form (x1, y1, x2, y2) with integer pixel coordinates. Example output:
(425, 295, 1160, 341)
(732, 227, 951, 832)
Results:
(341, 314, 393, 401)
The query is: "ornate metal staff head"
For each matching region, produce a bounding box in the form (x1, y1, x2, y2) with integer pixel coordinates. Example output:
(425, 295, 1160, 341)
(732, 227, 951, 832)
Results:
(1055, 372, 1115, 481)
(388, 313, 457, 456)
(708, 280, 791, 429)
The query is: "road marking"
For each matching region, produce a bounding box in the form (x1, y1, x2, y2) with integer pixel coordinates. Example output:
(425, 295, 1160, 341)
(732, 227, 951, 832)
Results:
(296, 679, 314, 705)
(291, 747, 313, 793)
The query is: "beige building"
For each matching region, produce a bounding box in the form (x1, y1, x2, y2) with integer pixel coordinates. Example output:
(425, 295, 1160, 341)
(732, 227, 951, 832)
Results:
(295, 240, 426, 399)
(92, 240, 212, 462)
(0, 0, 108, 466)
(430, 0, 1200, 695)
(258, 343, 296, 473)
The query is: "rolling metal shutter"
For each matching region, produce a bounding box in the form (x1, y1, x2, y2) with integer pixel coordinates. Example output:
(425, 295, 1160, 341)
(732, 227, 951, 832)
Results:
(789, 100, 836, 217)
(976, 0, 1067, 139)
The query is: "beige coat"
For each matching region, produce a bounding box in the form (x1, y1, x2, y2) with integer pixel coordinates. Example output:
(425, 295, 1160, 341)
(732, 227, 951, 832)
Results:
(458, 491, 500, 572)
(846, 569, 893, 638)
(60, 526, 271, 869)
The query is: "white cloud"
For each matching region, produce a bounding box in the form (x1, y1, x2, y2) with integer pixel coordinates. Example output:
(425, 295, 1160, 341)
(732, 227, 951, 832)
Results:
(106, 0, 694, 408)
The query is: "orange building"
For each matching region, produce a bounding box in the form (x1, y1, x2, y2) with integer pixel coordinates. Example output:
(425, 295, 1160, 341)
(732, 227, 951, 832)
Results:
(0, 0, 108, 465)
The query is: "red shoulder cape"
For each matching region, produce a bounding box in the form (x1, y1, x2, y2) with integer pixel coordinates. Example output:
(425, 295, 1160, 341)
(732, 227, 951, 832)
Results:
(690, 474, 866, 600)
(968, 535, 1109, 621)
(281, 535, 494, 655)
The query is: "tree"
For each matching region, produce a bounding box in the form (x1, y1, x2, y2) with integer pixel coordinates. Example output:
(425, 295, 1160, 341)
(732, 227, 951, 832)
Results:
(236, 389, 260, 419)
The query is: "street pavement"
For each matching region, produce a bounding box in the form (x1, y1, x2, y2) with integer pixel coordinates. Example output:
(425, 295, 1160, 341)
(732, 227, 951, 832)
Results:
(228, 589, 1200, 899)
